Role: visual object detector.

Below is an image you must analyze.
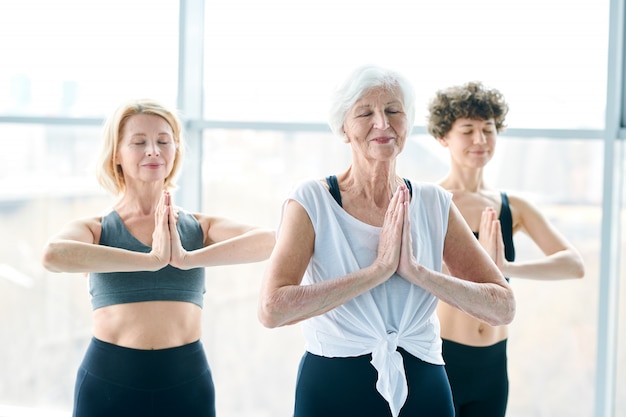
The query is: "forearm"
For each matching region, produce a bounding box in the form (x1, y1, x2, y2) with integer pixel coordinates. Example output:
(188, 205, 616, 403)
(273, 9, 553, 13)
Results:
(42, 240, 165, 273)
(182, 229, 276, 269)
(501, 249, 585, 280)
(405, 264, 516, 326)
(258, 262, 393, 328)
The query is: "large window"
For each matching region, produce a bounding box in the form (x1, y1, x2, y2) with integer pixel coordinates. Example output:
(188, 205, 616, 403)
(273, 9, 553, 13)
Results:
(203, 0, 608, 129)
(0, 0, 179, 118)
(199, 132, 605, 416)
(0, 1, 621, 416)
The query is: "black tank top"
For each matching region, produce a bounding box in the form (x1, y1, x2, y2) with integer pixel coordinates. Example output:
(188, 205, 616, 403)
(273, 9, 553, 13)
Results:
(472, 192, 515, 283)
(472, 192, 515, 262)
(325, 175, 413, 207)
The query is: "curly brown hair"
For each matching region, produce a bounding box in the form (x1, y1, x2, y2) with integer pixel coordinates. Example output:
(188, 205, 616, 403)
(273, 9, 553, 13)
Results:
(426, 81, 509, 139)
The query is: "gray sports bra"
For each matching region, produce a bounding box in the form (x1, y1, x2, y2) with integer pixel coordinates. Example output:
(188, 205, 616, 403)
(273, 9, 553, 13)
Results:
(89, 210, 206, 310)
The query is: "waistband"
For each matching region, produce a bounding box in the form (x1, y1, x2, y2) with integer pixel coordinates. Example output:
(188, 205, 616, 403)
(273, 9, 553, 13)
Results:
(442, 338, 507, 364)
(79, 337, 209, 390)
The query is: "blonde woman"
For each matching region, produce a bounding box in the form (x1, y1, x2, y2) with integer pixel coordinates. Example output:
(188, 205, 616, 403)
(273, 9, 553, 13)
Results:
(42, 99, 275, 417)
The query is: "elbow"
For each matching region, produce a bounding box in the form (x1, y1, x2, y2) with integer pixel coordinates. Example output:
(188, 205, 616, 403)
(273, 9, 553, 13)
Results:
(501, 295, 516, 325)
(485, 288, 516, 327)
(257, 295, 286, 329)
(258, 310, 279, 329)
(573, 259, 586, 279)
(258, 309, 283, 329)
(41, 243, 62, 273)
(563, 250, 585, 279)
(501, 290, 517, 325)
(258, 288, 302, 329)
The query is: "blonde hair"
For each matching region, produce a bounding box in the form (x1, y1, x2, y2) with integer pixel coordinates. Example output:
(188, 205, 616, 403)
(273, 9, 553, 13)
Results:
(96, 99, 185, 195)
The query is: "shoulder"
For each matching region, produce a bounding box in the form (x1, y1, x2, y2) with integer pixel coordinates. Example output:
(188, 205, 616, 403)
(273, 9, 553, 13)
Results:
(287, 178, 329, 202)
(502, 191, 541, 215)
(55, 214, 104, 244)
(500, 191, 548, 228)
(293, 177, 327, 192)
(408, 180, 452, 201)
(409, 179, 448, 192)
(69, 212, 105, 229)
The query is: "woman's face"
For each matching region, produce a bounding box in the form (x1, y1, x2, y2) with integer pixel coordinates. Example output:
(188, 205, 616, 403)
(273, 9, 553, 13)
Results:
(115, 113, 177, 186)
(438, 117, 497, 169)
(342, 86, 408, 163)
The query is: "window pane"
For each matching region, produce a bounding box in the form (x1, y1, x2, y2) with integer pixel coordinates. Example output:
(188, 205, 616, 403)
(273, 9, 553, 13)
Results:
(204, 0, 608, 129)
(409, 135, 602, 415)
(617, 144, 626, 416)
(201, 130, 601, 416)
(201, 129, 350, 416)
(0, 125, 114, 412)
(0, 0, 179, 118)
(474, 137, 601, 416)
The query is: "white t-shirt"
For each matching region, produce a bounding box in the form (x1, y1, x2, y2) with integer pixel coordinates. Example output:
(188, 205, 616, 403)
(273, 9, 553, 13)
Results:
(283, 178, 452, 417)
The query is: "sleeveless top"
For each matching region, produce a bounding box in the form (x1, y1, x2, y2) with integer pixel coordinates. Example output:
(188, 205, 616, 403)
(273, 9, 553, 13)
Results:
(473, 192, 516, 280)
(325, 175, 413, 204)
(89, 210, 206, 310)
(283, 177, 452, 417)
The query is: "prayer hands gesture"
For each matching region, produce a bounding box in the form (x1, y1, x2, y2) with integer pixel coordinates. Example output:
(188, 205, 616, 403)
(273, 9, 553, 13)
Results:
(477, 207, 507, 272)
(150, 191, 188, 270)
(376, 185, 416, 279)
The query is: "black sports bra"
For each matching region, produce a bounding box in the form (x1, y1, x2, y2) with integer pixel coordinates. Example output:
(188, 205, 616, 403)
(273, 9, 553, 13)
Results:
(472, 192, 515, 263)
(325, 175, 413, 207)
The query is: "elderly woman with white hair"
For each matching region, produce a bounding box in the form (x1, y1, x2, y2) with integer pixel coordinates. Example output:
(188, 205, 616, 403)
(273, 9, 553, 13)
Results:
(258, 65, 516, 417)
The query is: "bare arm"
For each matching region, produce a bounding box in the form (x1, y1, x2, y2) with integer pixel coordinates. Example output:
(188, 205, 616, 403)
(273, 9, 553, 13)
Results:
(258, 192, 404, 329)
(170, 213, 276, 269)
(499, 195, 585, 280)
(41, 192, 174, 274)
(41, 216, 168, 274)
(398, 201, 515, 326)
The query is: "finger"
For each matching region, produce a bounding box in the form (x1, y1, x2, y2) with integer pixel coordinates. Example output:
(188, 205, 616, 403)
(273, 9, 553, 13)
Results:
(402, 199, 411, 246)
(480, 207, 496, 234)
(169, 206, 179, 235)
(494, 219, 504, 262)
(387, 185, 403, 212)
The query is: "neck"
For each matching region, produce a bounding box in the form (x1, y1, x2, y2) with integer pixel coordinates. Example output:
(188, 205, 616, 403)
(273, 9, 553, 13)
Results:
(339, 162, 403, 207)
(115, 183, 167, 215)
(439, 165, 485, 193)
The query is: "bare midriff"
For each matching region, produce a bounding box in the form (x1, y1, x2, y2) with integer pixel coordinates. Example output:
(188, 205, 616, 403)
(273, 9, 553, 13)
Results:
(437, 301, 508, 346)
(92, 301, 203, 350)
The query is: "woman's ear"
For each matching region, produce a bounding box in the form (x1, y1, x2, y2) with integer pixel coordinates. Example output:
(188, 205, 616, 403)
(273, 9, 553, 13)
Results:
(341, 126, 350, 144)
(436, 136, 449, 147)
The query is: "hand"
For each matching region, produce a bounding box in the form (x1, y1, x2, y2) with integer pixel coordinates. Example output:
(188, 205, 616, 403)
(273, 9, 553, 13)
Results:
(168, 194, 189, 269)
(396, 187, 416, 278)
(374, 185, 405, 277)
(149, 191, 172, 269)
(478, 207, 506, 271)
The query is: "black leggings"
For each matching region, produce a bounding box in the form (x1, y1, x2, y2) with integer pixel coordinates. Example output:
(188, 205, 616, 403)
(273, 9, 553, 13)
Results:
(294, 348, 454, 417)
(442, 339, 508, 417)
(73, 337, 215, 417)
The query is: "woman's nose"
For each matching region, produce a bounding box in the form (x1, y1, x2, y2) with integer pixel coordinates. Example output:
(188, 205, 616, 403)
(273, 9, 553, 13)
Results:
(473, 131, 487, 144)
(373, 111, 389, 129)
(146, 142, 160, 156)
